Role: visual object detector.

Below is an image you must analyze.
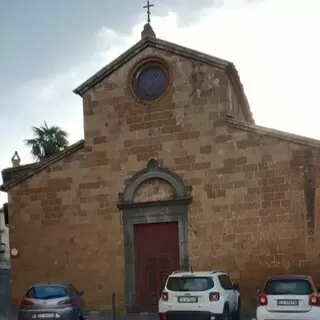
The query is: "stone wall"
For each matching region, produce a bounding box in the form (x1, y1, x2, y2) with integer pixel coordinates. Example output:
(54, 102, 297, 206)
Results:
(7, 47, 320, 315)
(187, 122, 320, 313)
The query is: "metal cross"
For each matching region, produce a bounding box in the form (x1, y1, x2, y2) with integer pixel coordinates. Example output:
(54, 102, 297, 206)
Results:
(143, 0, 154, 24)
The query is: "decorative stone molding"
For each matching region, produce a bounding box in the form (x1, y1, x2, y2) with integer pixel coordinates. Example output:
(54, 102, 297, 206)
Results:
(126, 56, 173, 106)
(117, 158, 192, 209)
(117, 158, 193, 313)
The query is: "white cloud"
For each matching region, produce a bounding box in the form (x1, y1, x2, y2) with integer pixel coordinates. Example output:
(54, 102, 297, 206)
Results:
(1, 0, 320, 204)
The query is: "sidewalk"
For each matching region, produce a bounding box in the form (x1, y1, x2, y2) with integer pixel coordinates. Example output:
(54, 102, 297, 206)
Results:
(0, 315, 15, 320)
(1, 310, 254, 320)
(0, 308, 13, 320)
(85, 311, 159, 320)
(85, 311, 253, 320)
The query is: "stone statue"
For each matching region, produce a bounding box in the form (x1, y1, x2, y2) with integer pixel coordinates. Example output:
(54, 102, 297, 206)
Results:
(11, 151, 21, 167)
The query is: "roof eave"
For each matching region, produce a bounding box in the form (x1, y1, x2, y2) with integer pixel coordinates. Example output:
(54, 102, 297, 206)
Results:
(73, 38, 151, 96)
(0, 139, 85, 192)
(226, 64, 255, 124)
(226, 118, 320, 149)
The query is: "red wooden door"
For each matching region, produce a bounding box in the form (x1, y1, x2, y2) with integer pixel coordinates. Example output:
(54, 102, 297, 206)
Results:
(134, 222, 180, 312)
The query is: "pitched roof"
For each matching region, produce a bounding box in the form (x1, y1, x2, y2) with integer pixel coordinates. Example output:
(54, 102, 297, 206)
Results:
(1, 163, 38, 185)
(0, 140, 85, 192)
(226, 118, 320, 149)
(73, 36, 254, 123)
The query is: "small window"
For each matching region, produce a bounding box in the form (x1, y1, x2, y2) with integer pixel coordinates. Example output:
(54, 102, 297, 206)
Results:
(264, 279, 313, 295)
(166, 276, 214, 292)
(219, 275, 233, 290)
(26, 286, 68, 300)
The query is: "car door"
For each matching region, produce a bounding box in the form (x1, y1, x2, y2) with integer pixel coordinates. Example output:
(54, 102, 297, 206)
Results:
(225, 275, 237, 311)
(219, 275, 236, 312)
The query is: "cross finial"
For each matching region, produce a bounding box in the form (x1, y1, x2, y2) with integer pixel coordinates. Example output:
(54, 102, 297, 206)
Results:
(143, 0, 154, 24)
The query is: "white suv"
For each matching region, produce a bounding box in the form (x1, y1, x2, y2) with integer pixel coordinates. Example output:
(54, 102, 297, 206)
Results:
(256, 275, 320, 320)
(158, 270, 241, 320)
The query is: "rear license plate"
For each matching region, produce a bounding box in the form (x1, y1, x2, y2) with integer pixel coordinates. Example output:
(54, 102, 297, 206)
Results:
(178, 296, 198, 303)
(277, 299, 299, 306)
(37, 314, 55, 318)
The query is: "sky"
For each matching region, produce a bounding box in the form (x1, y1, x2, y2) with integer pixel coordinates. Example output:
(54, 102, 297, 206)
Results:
(0, 0, 319, 205)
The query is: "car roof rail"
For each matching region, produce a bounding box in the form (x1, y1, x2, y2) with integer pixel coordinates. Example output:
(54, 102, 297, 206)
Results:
(211, 270, 224, 274)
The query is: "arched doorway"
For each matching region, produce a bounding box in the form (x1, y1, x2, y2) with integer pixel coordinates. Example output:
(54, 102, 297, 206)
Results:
(117, 158, 193, 313)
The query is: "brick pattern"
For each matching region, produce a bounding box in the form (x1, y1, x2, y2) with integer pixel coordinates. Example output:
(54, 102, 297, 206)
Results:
(7, 47, 320, 314)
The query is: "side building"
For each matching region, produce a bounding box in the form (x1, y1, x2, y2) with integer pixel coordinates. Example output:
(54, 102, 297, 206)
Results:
(0, 205, 10, 268)
(0, 204, 11, 316)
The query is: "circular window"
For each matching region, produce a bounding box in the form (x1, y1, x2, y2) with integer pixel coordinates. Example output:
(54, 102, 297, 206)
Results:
(132, 61, 169, 102)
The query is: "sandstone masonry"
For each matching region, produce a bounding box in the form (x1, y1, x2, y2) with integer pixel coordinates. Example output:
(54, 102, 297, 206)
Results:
(2, 38, 320, 315)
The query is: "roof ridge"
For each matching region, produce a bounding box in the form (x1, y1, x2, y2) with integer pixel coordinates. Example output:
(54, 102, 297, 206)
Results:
(148, 37, 232, 67)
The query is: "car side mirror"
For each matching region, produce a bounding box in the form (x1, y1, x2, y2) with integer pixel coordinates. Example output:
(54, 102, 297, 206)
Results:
(233, 284, 239, 290)
(78, 291, 84, 296)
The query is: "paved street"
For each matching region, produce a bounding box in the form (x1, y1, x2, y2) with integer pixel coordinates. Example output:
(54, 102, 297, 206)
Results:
(0, 312, 254, 320)
(0, 308, 11, 320)
(0, 306, 254, 320)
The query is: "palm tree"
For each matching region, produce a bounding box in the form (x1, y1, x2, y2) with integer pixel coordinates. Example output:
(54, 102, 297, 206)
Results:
(25, 122, 69, 161)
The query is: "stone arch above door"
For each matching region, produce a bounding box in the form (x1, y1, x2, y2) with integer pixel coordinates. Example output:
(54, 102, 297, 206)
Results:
(117, 158, 193, 313)
(117, 158, 193, 209)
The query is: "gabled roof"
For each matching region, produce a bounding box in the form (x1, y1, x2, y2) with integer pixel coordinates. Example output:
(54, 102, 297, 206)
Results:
(73, 36, 254, 123)
(0, 140, 84, 192)
(226, 118, 320, 149)
(2, 163, 38, 184)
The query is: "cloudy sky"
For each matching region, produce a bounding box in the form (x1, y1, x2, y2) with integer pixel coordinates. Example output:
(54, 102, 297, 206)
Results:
(0, 0, 319, 205)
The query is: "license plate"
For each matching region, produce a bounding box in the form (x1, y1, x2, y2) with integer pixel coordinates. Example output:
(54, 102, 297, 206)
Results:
(277, 299, 299, 306)
(37, 314, 55, 318)
(178, 296, 198, 303)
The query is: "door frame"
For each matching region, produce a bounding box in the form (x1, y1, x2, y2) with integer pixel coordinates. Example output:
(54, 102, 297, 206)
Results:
(133, 220, 180, 313)
(117, 158, 193, 313)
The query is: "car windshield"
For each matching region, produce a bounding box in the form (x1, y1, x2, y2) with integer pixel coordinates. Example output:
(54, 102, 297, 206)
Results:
(26, 286, 68, 300)
(264, 279, 312, 295)
(166, 276, 214, 292)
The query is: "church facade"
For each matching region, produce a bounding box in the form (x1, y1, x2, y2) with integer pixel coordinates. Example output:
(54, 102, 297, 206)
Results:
(2, 27, 320, 314)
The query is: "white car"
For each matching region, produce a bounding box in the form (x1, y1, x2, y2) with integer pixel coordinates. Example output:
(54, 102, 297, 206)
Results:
(256, 275, 320, 320)
(158, 270, 241, 320)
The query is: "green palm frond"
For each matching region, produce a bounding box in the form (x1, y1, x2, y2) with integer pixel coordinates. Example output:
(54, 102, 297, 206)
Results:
(25, 121, 69, 161)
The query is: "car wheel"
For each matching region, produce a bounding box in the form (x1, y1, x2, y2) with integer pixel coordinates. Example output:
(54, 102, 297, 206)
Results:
(232, 307, 240, 320)
(78, 312, 84, 320)
(222, 307, 230, 320)
(232, 300, 241, 320)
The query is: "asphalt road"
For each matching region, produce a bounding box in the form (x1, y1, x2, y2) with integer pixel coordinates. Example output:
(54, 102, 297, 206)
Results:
(0, 311, 254, 320)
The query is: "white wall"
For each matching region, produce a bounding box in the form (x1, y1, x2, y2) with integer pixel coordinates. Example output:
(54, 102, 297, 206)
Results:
(0, 207, 10, 268)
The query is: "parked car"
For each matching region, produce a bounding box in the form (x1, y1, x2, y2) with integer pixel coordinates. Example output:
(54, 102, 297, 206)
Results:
(256, 274, 320, 320)
(158, 270, 241, 320)
(18, 282, 85, 320)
